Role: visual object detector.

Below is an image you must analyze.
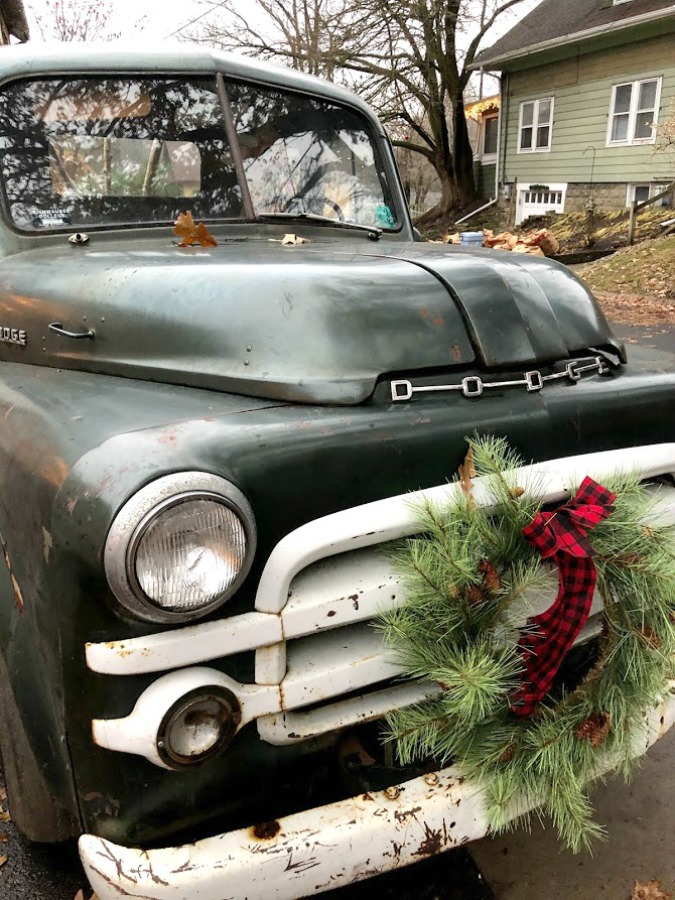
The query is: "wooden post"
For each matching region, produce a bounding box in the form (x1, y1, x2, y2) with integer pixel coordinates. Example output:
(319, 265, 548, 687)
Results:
(628, 200, 637, 245)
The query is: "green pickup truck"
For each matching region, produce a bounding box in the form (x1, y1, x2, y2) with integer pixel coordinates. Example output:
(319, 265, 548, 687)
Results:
(0, 43, 672, 900)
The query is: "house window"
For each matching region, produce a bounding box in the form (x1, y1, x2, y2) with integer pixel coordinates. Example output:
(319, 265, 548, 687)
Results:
(482, 115, 499, 158)
(626, 183, 672, 208)
(608, 78, 661, 145)
(515, 182, 567, 226)
(518, 98, 553, 153)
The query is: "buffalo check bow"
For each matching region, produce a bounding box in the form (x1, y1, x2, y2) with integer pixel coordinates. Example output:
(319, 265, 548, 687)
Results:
(511, 476, 617, 717)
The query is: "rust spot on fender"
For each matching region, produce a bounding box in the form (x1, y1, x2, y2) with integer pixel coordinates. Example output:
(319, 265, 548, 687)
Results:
(433, 315, 443, 328)
(451, 342, 462, 362)
(157, 430, 177, 445)
(252, 820, 281, 840)
(350, 594, 359, 610)
(421, 308, 428, 319)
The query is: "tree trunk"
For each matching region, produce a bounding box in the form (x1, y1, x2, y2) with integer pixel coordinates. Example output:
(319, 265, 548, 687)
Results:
(452, 97, 477, 205)
(412, 98, 477, 227)
(414, 155, 475, 227)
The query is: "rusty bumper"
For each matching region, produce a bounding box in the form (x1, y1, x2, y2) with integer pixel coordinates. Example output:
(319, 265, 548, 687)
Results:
(80, 684, 675, 900)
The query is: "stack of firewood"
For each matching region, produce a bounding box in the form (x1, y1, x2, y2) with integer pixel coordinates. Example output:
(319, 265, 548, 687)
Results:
(435, 229, 560, 257)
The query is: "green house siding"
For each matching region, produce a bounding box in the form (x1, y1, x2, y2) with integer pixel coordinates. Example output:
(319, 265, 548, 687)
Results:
(503, 33, 675, 186)
(474, 161, 497, 198)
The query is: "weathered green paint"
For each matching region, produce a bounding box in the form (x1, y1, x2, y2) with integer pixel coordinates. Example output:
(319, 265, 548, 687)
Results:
(503, 32, 675, 185)
(0, 240, 619, 404)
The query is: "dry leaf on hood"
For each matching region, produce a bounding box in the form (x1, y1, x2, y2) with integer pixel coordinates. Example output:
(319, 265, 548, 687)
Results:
(268, 233, 312, 245)
(173, 211, 218, 248)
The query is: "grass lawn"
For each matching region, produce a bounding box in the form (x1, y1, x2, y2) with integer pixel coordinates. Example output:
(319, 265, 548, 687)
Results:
(575, 236, 675, 326)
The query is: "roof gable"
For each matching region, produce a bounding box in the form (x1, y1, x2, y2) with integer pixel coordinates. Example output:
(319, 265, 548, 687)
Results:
(476, 0, 675, 68)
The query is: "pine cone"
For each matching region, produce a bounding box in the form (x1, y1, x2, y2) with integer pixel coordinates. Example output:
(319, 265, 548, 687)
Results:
(479, 559, 501, 593)
(499, 744, 516, 764)
(615, 552, 642, 566)
(467, 584, 484, 605)
(575, 712, 611, 748)
(512, 486, 525, 498)
(640, 626, 661, 649)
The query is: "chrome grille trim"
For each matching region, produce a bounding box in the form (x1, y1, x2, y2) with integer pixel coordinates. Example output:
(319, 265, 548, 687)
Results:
(390, 355, 610, 401)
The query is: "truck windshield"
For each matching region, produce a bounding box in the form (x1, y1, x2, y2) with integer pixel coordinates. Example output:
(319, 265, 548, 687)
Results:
(0, 75, 399, 233)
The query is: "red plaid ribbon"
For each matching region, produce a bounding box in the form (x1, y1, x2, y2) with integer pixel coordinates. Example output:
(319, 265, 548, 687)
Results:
(511, 476, 616, 717)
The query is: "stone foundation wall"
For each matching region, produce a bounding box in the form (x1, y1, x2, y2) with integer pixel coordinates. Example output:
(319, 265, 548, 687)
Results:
(564, 183, 629, 212)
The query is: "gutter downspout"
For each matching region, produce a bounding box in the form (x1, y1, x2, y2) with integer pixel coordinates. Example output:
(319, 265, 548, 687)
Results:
(496, 72, 505, 201)
(454, 73, 506, 227)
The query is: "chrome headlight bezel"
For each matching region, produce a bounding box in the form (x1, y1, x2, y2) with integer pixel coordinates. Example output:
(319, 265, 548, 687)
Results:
(104, 473, 256, 624)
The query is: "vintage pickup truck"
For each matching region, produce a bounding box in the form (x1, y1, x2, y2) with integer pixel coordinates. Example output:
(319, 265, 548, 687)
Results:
(0, 43, 673, 900)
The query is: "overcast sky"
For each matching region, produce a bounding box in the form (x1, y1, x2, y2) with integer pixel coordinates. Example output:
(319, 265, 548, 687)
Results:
(23, 0, 542, 47)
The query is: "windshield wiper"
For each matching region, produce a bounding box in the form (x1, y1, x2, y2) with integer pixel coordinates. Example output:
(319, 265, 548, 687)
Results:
(257, 212, 382, 241)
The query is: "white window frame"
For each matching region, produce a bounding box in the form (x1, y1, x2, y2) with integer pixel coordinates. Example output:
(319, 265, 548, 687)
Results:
(480, 113, 499, 162)
(517, 98, 554, 154)
(626, 183, 670, 207)
(515, 181, 567, 226)
(606, 77, 662, 147)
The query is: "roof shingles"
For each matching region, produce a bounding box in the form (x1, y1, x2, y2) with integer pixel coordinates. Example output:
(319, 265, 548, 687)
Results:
(476, 0, 675, 67)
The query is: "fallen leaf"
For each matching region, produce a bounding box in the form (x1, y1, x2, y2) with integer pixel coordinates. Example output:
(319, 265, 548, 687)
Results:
(268, 233, 312, 245)
(632, 880, 672, 900)
(0, 855, 7, 869)
(0, 811, 10, 824)
(459, 447, 477, 503)
(172, 212, 218, 248)
(0, 833, 7, 843)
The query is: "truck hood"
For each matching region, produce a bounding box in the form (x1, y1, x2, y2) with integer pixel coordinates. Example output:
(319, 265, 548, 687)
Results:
(0, 238, 621, 404)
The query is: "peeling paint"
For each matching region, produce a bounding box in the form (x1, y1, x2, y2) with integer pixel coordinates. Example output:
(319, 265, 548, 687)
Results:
(394, 805, 421, 823)
(0, 530, 24, 612)
(252, 820, 281, 840)
(412, 822, 444, 857)
(42, 526, 53, 563)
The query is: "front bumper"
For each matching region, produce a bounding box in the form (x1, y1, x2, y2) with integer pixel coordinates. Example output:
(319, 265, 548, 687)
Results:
(81, 444, 675, 897)
(81, 686, 675, 899)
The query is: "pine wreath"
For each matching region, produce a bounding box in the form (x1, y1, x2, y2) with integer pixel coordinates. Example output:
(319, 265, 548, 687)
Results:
(379, 436, 675, 851)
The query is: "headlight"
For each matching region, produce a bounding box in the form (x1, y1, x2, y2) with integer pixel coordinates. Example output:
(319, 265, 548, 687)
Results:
(105, 473, 256, 623)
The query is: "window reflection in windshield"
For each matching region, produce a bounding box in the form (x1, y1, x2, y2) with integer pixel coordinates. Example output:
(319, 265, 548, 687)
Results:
(0, 76, 242, 230)
(228, 82, 397, 229)
(0, 75, 397, 232)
